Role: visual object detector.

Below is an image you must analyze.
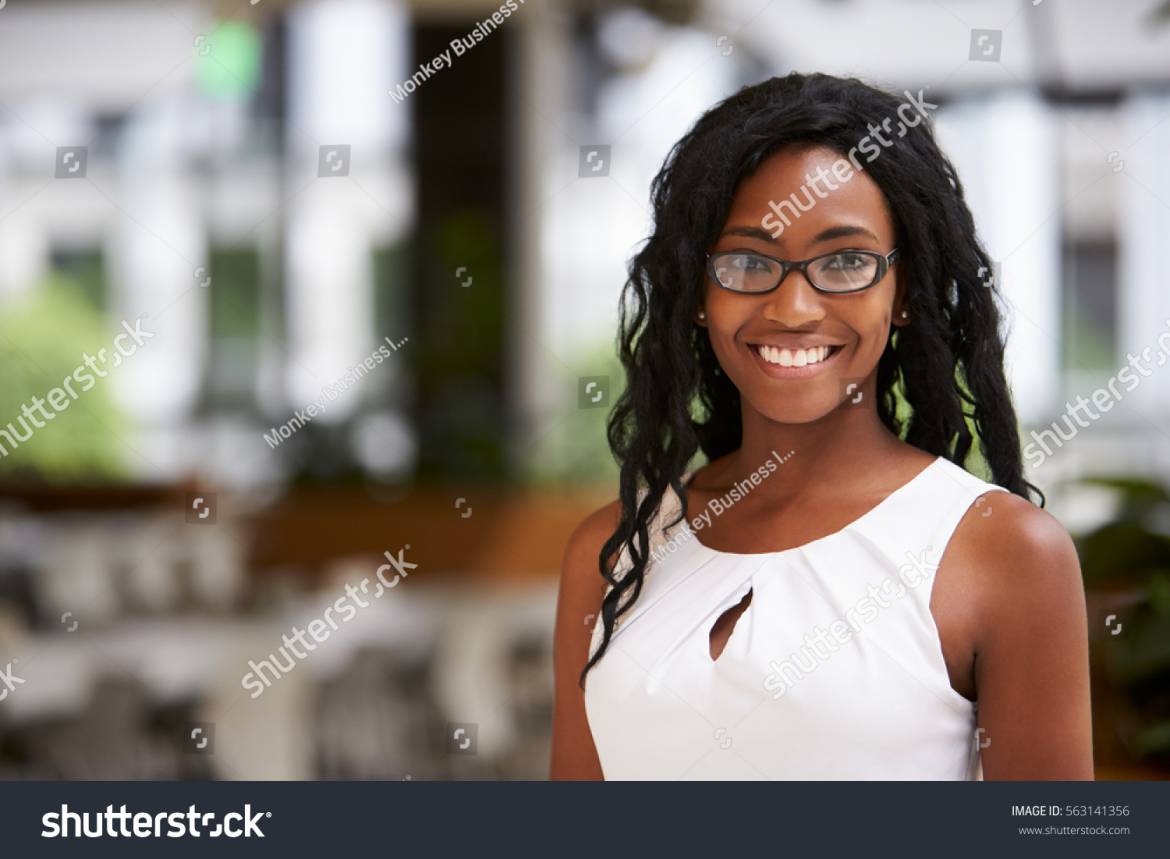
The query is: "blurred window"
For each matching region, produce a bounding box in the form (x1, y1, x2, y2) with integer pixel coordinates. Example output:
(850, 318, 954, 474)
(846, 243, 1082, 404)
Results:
(206, 245, 262, 410)
(1062, 238, 1118, 374)
(48, 246, 106, 313)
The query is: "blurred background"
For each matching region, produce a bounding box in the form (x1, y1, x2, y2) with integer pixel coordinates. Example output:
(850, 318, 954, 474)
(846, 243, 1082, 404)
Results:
(0, 0, 1168, 780)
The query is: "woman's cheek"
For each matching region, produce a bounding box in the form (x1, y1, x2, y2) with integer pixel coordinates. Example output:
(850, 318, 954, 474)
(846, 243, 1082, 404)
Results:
(861, 322, 893, 367)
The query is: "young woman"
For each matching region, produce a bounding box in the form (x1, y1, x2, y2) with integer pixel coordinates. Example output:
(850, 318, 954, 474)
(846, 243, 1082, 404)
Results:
(551, 72, 1093, 780)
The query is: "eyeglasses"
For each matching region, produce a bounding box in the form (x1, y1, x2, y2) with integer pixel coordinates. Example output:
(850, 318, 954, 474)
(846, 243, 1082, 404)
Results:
(706, 248, 899, 295)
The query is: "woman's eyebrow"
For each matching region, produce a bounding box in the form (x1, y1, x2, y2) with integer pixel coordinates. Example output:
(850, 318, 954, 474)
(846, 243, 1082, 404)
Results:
(720, 224, 880, 245)
(721, 225, 779, 243)
(808, 224, 880, 245)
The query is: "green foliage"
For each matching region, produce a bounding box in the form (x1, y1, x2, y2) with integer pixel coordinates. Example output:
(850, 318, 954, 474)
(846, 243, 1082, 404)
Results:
(196, 21, 262, 100)
(522, 338, 622, 487)
(1075, 474, 1170, 764)
(416, 209, 509, 479)
(0, 277, 128, 479)
(1077, 478, 1170, 589)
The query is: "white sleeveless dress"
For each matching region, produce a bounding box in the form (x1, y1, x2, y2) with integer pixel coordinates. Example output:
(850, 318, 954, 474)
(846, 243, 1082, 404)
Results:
(583, 455, 1008, 780)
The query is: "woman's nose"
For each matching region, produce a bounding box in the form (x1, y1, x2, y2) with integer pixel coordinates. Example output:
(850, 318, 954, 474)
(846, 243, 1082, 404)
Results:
(761, 269, 826, 326)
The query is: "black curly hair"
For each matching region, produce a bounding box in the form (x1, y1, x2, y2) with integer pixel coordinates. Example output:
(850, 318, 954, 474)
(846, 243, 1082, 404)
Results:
(579, 71, 1044, 686)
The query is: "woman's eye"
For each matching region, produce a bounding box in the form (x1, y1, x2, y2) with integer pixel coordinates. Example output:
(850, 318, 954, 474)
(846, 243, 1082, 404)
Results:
(826, 253, 867, 270)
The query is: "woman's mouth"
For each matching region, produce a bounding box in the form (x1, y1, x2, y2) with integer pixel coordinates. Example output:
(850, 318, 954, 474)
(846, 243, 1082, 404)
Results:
(748, 343, 844, 379)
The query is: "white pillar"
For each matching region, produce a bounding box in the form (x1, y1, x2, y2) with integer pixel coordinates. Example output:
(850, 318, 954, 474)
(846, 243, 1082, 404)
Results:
(935, 91, 1061, 425)
(284, 0, 409, 417)
(1118, 91, 1170, 415)
(109, 97, 206, 434)
(510, 2, 568, 468)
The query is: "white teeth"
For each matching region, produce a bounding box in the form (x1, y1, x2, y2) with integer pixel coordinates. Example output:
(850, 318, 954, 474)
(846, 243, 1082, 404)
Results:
(757, 345, 833, 367)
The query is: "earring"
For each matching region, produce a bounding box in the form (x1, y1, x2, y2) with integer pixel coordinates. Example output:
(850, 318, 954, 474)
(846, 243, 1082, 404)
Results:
(900, 310, 909, 320)
(696, 310, 706, 322)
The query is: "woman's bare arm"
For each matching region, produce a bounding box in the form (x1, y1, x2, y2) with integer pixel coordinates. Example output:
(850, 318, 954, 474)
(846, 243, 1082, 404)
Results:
(954, 492, 1095, 779)
(549, 500, 621, 780)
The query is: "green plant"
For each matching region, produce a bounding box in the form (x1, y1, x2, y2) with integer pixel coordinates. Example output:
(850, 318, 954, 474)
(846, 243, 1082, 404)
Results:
(522, 338, 622, 487)
(1074, 475, 1170, 761)
(0, 275, 128, 480)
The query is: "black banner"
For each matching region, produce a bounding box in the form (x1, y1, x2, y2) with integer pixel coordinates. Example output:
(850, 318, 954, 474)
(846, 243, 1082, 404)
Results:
(0, 780, 1161, 856)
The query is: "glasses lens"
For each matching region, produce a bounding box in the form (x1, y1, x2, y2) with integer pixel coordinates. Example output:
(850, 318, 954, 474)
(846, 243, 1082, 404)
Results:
(809, 251, 880, 292)
(711, 253, 781, 292)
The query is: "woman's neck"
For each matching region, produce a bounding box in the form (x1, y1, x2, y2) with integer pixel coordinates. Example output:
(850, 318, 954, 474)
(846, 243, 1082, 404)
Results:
(718, 398, 912, 500)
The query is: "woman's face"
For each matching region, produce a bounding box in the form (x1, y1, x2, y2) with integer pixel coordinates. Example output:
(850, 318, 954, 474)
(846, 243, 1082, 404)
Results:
(699, 145, 906, 425)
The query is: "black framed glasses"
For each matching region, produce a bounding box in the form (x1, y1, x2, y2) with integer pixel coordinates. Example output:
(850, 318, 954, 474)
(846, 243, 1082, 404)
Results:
(706, 248, 899, 295)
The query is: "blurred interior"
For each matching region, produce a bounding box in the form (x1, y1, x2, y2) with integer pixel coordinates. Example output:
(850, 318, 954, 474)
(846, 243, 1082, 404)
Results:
(1, 0, 1169, 779)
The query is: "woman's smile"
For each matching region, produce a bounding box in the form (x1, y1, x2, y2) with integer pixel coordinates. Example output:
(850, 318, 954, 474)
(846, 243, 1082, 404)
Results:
(747, 341, 846, 379)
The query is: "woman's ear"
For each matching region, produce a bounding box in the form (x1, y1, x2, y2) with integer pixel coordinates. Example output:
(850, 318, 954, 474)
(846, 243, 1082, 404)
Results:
(891, 273, 910, 328)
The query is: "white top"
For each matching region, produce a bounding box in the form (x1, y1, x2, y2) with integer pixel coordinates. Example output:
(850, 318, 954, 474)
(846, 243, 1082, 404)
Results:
(583, 455, 1008, 780)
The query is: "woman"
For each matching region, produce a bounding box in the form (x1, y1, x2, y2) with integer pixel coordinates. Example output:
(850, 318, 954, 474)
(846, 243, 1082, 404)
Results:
(551, 72, 1092, 780)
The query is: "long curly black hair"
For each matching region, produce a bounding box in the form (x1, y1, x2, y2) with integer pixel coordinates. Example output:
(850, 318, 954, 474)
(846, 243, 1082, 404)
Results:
(579, 72, 1044, 686)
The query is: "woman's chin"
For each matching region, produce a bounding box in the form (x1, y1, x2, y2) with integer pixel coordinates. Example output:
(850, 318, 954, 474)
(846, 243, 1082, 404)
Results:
(746, 390, 849, 426)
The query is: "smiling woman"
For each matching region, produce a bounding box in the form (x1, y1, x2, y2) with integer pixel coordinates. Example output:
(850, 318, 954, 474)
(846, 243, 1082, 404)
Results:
(551, 72, 1093, 781)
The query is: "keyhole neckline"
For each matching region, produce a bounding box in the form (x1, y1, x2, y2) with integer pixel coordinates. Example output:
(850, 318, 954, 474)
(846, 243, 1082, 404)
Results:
(679, 455, 944, 559)
(708, 585, 754, 663)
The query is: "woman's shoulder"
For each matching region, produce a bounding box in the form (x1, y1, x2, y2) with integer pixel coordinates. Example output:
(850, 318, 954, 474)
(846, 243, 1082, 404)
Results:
(925, 446, 1076, 571)
(555, 500, 622, 674)
(560, 476, 686, 593)
(958, 489, 1079, 571)
(943, 477, 1084, 630)
(563, 498, 623, 574)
